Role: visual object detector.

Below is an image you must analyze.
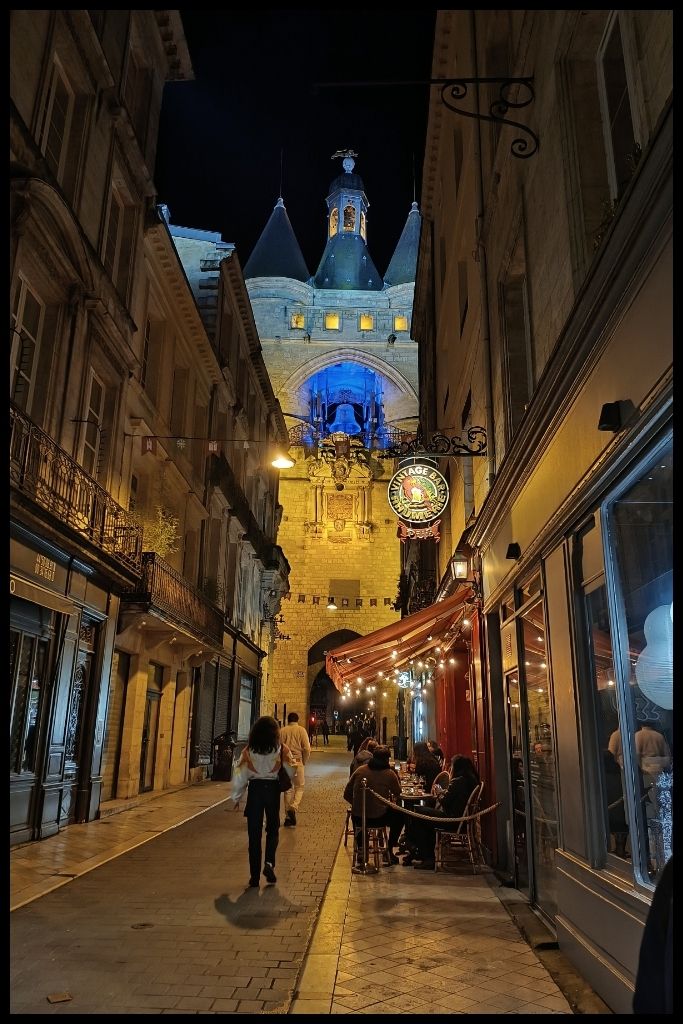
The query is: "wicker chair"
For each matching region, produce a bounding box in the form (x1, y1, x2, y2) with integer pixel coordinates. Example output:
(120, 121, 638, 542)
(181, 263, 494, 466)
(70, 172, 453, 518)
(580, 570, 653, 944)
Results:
(430, 770, 450, 795)
(434, 780, 485, 873)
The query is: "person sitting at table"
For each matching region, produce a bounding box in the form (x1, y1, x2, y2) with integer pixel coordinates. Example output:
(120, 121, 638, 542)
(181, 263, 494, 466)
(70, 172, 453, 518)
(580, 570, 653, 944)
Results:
(402, 755, 480, 869)
(344, 745, 403, 863)
(409, 741, 442, 794)
(349, 738, 378, 776)
(427, 739, 445, 767)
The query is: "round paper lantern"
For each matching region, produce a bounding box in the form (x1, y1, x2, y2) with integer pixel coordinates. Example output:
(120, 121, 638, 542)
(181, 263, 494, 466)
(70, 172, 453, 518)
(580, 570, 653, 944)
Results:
(634, 603, 673, 710)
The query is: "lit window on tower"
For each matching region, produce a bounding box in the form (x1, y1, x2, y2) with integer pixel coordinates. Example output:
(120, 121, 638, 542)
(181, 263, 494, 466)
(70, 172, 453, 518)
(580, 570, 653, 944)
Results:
(360, 211, 367, 239)
(325, 312, 341, 330)
(329, 207, 339, 238)
(343, 203, 356, 231)
(359, 314, 374, 331)
(394, 315, 409, 332)
(290, 312, 305, 329)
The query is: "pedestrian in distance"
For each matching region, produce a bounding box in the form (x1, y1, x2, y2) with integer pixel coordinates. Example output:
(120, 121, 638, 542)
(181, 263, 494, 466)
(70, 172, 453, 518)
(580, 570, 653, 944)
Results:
(279, 711, 311, 827)
(230, 716, 296, 887)
(321, 718, 330, 745)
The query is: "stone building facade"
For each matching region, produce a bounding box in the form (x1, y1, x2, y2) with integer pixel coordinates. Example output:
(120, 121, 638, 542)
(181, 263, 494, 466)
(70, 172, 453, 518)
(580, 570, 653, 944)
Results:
(413, 9, 672, 1012)
(10, 10, 289, 839)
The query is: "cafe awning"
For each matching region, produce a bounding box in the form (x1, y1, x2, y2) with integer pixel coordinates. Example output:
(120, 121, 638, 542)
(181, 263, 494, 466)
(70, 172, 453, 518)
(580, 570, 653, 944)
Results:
(325, 585, 473, 691)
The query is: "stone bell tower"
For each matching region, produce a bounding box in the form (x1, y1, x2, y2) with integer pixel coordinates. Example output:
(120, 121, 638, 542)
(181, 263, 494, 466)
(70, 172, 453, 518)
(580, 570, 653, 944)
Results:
(244, 152, 421, 738)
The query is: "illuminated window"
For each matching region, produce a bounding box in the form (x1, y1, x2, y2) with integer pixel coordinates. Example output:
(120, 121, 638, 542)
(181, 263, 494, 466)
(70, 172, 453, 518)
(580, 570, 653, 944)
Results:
(290, 312, 305, 329)
(359, 314, 374, 331)
(329, 208, 339, 238)
(394, 315, 409, 332)
(325, 313, 340, 330)
(343, 203, 356, 231)
(360, 211, 367, 239)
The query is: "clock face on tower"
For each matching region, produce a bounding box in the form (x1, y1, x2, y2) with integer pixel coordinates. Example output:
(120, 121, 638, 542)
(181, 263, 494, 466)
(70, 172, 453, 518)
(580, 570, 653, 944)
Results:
(329, 208, 339, 238)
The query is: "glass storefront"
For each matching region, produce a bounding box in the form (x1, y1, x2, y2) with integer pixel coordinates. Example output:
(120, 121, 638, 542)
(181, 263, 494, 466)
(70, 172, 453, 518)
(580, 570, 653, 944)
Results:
(603, 438, 673, 885)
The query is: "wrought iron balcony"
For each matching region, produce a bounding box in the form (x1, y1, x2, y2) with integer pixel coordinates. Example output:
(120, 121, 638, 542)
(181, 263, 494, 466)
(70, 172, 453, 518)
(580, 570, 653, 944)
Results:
(10, 403, 142, 576)
(124, 552, 224, 649)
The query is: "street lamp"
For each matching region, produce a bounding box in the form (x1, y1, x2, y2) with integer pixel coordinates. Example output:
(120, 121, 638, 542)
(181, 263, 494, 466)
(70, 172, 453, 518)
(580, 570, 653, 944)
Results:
(327, 596, 337, 610)
(272, 451, 295, 469)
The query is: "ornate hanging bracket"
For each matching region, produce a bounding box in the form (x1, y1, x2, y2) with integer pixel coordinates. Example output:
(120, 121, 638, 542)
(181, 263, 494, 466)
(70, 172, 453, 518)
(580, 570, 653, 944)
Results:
(435, 76, 538, 159)
(376, 425, 488, 460)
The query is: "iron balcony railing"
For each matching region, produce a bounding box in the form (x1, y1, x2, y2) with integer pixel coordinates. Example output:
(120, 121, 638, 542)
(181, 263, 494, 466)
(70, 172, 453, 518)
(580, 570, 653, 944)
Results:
(10, 403, 143, 575)
(124, 552, 224, 649)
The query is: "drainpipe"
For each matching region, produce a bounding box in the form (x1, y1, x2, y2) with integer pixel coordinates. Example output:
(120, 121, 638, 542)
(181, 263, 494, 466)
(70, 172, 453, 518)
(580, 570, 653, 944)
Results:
(470, 9, 496, 490)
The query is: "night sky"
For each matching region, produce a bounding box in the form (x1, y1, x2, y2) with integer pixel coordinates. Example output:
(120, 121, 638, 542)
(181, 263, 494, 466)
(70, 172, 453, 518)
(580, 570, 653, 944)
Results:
(154, 9, 437, 278)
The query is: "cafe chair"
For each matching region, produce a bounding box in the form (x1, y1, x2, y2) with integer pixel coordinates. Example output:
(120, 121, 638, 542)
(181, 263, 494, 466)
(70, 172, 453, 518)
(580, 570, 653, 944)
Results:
(352, 824, 390, 870)
(343, 808, 355, 847)
(434, 780, 485, 873)
(431, 770, 450, 795)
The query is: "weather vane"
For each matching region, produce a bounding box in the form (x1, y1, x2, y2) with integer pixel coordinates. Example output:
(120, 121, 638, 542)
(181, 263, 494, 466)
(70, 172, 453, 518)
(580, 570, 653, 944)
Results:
(331, 148, 358, 173)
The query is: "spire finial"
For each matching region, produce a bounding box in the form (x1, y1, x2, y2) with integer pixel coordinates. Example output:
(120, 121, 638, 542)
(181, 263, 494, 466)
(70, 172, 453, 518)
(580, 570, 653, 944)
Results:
(279, 147, 284, 199)
(332, 148, 358, 174)
(412, 151, 416, 204)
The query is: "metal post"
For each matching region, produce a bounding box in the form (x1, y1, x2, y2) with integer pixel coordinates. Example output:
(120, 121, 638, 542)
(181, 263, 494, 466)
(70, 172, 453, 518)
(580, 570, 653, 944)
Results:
(352, 778, 378, 875)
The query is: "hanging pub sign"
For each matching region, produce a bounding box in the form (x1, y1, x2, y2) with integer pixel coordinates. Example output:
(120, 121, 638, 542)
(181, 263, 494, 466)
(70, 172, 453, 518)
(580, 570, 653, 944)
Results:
(388, 464, 449, 524)
(396, 519, 441, 542)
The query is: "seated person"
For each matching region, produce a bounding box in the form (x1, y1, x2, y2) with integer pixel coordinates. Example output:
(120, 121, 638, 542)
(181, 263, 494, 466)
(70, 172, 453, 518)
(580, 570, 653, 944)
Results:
(427, 739, 445, 768)
(349, 738, 378, 776)
(410, 741, 443, 793)
(344, 745, 403, 863)
(403, 755, 480, 869)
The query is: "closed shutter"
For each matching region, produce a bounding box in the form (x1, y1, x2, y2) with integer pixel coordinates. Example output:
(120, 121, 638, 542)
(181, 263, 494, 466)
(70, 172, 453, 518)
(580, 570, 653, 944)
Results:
(214, 661, 232, 737)
(195, 663, 217, 765)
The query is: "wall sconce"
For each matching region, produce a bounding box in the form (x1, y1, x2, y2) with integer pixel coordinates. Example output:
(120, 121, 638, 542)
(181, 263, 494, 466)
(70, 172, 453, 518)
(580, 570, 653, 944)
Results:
(597, 401, 622, 432)
(326, 596, 337, 611)
(506, 542, 521, 560)
(386, 333, 396, 346)
(303, 332, 311, 343)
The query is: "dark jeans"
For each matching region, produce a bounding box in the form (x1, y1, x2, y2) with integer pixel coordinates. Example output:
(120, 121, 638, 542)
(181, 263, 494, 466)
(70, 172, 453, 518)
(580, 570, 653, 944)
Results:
(352, 809, 403, 851)
(244, 779, 280, 879)
(405, 807, 455, 859)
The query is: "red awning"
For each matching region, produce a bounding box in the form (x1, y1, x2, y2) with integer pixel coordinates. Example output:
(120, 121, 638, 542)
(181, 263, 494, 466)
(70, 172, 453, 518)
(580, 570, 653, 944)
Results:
(325, 586, 473, 691)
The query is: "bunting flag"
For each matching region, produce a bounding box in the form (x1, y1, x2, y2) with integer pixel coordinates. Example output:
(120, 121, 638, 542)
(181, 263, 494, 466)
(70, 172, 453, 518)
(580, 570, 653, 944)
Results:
(141, 436, 222, 455)
(142, 436, 157, 455)
(277, 592, 395, 607)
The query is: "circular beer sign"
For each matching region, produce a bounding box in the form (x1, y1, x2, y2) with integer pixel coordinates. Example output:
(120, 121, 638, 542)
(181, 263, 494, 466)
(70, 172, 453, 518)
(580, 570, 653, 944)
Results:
(388, 464, 449, 524)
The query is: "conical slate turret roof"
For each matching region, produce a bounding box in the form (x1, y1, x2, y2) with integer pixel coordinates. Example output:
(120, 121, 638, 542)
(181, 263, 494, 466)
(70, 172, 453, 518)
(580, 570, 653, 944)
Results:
(313, 234, 384, 290)
(384, 202, 421, 286)
(243, 198, 310, 282)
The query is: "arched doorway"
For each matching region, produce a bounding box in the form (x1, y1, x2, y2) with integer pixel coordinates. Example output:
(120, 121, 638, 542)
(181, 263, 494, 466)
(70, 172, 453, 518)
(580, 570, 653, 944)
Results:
(307, 630, 361, 738)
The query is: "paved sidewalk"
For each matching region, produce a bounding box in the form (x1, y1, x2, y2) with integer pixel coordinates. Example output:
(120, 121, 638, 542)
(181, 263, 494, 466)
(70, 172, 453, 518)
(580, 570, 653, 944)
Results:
(11, 741, 605, 1014)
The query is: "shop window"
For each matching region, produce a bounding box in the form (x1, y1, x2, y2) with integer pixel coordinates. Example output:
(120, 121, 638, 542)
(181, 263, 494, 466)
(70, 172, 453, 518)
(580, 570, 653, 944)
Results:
(325, 312, 340, 331)
(10, 629, 49, 775)
(238, 672, 255, 739)
(290, 312, 305, 329)
(520, 600, 559, 921)
(394, 315, 409, 332)
(602, 439, 673, 885)
(359, 314, 374, 331)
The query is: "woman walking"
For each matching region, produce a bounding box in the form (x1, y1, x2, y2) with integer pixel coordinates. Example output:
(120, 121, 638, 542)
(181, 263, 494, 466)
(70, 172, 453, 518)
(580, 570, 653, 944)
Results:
(231, 716, 296, 887)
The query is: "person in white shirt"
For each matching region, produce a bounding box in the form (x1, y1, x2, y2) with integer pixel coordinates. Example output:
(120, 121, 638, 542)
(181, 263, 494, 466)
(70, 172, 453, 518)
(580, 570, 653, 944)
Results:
(279, 712, 311, 827)
(230, 716, 296, 886)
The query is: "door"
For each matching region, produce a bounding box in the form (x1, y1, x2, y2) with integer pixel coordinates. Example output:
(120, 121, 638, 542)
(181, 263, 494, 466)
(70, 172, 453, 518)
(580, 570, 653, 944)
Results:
(10, 625, 51, 840)
(506, 670, 530, 897)
(139, 663, 163, 792)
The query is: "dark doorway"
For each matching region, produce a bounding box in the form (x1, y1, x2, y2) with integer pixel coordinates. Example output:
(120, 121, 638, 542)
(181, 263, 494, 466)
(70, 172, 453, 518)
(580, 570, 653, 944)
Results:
(140, 663, 163, 793)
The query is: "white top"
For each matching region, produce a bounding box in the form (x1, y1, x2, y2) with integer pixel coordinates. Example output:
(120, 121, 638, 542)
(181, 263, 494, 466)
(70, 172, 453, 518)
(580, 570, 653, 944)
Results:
(230, 744, 295, 803)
